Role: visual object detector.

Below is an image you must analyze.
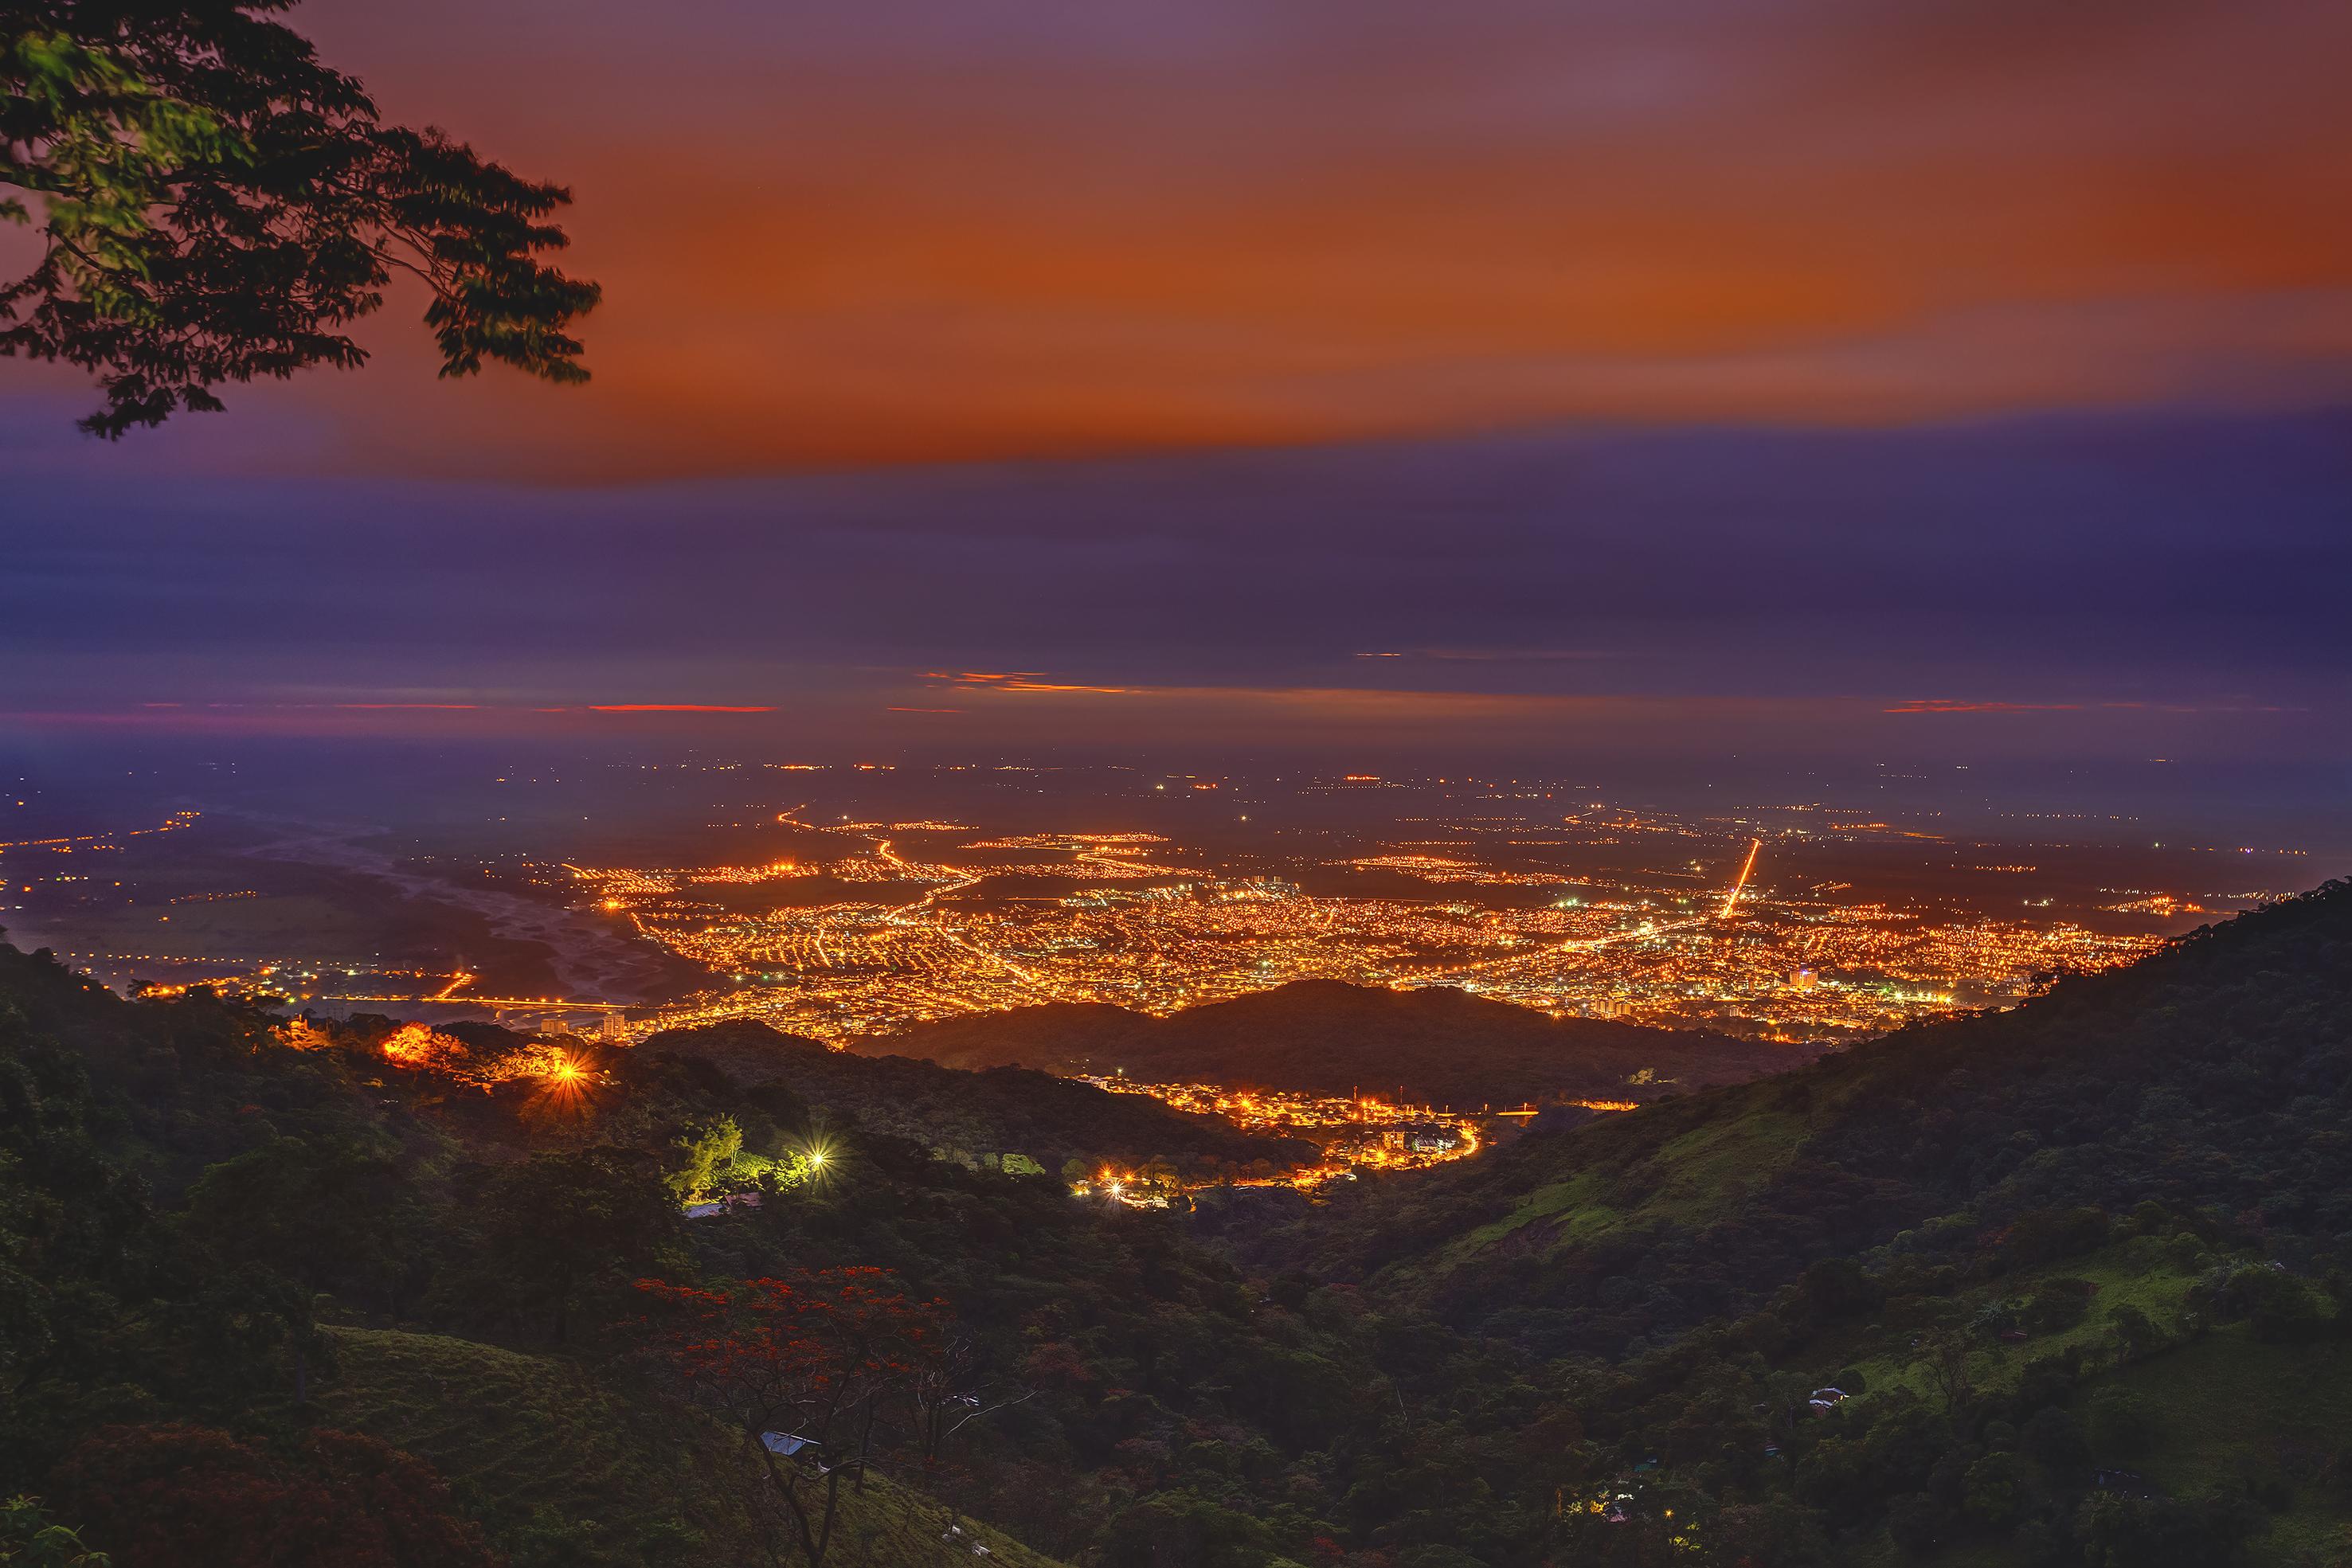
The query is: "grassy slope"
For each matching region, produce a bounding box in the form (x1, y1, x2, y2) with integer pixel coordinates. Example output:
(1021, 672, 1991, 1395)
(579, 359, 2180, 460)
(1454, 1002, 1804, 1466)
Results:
(315, 1326, 1065, 1568)
(1910, 1322, 2352, 1567)
(1814, 1238, 2209, 1406)
(2088, 1331, 2352, 1566)
(1727, 1238, 2352, 1568)
(1437, 1105, 1810, 1253)
(1391, 1096, 1812, 1286)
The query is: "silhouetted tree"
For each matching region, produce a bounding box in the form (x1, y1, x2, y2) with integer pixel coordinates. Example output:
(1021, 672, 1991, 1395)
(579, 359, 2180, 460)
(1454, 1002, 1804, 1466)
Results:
(910, 1328, 1034, 1467)
(634, 1269, 947, 1568)
(2, 1, 597, 433)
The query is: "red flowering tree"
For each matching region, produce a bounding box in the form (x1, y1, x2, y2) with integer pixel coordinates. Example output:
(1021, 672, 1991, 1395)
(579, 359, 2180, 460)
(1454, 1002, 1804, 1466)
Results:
(634, 1268, 948, 1567)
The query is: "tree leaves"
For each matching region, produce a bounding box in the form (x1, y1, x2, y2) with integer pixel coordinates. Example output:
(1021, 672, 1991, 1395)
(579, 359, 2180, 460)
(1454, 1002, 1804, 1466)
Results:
(1, 2, 597, 433)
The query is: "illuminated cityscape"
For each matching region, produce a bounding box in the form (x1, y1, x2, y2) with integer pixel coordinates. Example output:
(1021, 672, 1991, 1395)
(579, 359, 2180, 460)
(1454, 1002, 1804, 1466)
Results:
(6, 762, 2297, 1205)
(555, 786, 2184, 1050)
(11, 774, 2262, 1067)
(1073, 1076, 1487, 1197)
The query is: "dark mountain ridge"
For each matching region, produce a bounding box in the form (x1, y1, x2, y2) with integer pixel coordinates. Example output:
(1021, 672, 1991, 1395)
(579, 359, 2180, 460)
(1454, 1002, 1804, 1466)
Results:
(868, 977, 1814, 1108)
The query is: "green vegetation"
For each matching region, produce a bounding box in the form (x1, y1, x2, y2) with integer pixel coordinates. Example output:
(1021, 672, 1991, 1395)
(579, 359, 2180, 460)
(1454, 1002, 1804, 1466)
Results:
(5, 878, 2350, 1566)
(0, 1495, 108, 1565)
(314, 1327, 1059, 1568)
(1432, 1104, 1814, 1270)
(3, 0, 597, 433)
(2086, 1328, 2352, 1562)
(1237, 880, 2352, 1564)
(0, 937, 1552, 1566)
(1445, 1168, 1623, 1257)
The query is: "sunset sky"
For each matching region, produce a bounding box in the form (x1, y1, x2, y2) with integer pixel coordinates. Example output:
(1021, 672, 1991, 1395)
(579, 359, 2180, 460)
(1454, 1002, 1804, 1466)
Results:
(4, 0, 2348, 777)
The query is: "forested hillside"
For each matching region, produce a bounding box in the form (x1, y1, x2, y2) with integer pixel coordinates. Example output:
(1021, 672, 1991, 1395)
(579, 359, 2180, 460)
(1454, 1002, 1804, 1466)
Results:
(1232, 881, 2352, 1564)
(5, 883, 2350, 1567)
(0, 936, 1552, 1567)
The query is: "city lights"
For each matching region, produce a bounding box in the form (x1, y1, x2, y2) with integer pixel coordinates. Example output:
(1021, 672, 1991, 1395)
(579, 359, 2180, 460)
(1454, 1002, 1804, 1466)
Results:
(583, 796, 2170, 1051)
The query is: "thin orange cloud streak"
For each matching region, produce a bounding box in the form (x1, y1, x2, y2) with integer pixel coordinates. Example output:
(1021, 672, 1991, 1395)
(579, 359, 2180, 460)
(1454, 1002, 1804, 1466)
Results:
(2, 684, 2315, 745)
(583, 703, 777, 713)
(940, 672, 1142, 695)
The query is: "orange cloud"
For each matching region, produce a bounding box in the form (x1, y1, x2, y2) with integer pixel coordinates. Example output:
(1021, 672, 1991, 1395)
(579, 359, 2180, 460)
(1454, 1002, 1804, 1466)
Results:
(166, 0, 2352, 479)
(939, 672, 1142, 695)
(583, 704, 777, 713)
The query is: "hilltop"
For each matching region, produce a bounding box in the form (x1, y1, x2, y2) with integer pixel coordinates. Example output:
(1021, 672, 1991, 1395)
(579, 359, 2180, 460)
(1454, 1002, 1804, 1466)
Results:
(634, 1017, 1319, 1175)
(870, 978, 1812, 1108)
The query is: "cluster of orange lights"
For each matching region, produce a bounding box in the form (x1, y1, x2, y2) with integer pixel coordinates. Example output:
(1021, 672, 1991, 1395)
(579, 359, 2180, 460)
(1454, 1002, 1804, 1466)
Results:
(370, 1023, 588, 1093)
(378, 1022, 468, 1071)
